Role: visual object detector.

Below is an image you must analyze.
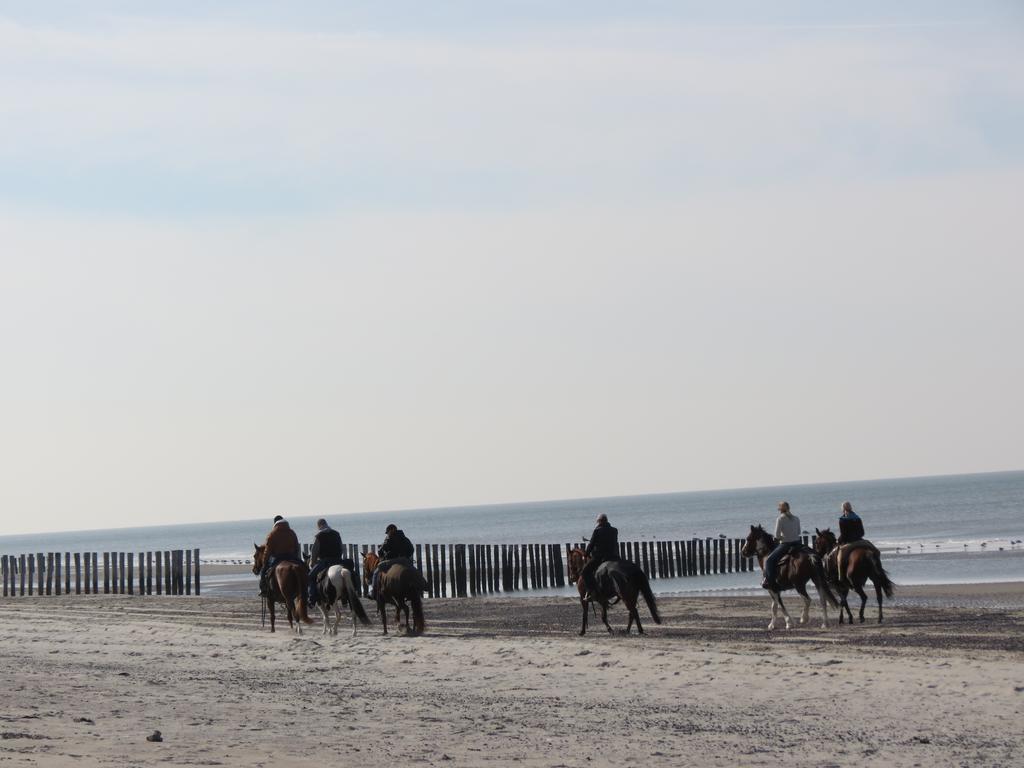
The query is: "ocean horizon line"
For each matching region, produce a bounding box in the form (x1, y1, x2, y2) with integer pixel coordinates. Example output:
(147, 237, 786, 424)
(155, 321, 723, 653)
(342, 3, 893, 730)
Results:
(5, 467, 1022, 540)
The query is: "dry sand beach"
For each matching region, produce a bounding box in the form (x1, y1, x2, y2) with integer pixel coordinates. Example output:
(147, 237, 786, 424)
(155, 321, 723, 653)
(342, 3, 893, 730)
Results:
(2, 585, 1023, 768)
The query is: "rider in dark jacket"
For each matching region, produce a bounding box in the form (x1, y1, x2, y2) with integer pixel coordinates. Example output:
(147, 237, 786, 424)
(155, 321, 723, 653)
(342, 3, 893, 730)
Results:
(307, 519, 343, 605)
(837, 501, 865, 545)
(378, 525, 415, 561)
(370, 524, 415, 599)
(581, 514, 619, 599)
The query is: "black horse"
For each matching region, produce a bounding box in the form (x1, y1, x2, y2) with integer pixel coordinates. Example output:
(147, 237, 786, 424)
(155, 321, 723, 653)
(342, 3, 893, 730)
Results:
(567, 548, 661, 636)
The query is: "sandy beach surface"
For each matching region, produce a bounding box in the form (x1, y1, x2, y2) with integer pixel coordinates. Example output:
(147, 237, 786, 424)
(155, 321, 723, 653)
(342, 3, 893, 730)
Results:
(2, 584, 1023, 767)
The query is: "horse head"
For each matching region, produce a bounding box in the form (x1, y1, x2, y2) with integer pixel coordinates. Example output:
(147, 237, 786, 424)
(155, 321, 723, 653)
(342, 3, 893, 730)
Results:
(252, 544, 266, 574)
(741, 525, 772, 558)
(814, 528, 836, 555)
(361, 551, 380, 589)
(566, 548, 587, 584)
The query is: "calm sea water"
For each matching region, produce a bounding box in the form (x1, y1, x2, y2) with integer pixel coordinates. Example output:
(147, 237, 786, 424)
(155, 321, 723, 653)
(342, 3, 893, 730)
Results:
(3, 471, 1022, 593)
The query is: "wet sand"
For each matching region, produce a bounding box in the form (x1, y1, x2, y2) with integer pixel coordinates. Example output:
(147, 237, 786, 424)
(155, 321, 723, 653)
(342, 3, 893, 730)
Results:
(1, 583, 1022, 767)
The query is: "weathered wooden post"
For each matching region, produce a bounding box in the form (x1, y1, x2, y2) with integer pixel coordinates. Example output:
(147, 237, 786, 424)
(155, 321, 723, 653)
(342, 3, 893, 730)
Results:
(146, 552, 153, 595)
(423, 544, 434, 598)
(163, 551, 171, 595)
(193, 548, 200, 596)
(103, 552, 110, 594)
(1, 555, 8, 597)
(155, 551, 163, 595)
(73, 553, 81, 594)
(438, 544, 447, 598)
(92, 553, 98, 594)
(186, 550, 192, 595)
(64, 552, 70, 594)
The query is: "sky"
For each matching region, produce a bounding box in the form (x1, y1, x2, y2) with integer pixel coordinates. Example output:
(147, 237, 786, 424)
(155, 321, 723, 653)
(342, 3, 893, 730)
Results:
(1, 1, 1023, 535)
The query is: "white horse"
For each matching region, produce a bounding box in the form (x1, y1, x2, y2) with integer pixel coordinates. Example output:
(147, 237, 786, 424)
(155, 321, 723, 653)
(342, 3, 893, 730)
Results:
(314, 565, 371, 637)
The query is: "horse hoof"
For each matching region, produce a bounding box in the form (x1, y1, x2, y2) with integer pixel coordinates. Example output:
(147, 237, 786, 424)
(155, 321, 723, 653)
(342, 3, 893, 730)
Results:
(820, 622, 828, 629)
(767, 621, 776, 631)
(784, 620, 792, 630)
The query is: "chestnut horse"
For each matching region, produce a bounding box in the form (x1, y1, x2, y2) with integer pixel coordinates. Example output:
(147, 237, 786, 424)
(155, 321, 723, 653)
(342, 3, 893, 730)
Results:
(813, 528, 894, 624)
(361, 552, 426, 636)
(740, 525, 838, 630)
(566, 548, 661, 636)
(252, 544, 313, 633)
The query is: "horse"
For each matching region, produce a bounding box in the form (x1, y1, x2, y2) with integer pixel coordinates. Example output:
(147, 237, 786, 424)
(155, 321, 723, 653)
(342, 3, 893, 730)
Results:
(310, 562, 371, 637)
(566, 548, 661, 636)
(740, 525, 838, 630)
(252, 544, 314, 634)
(813, 528, 895, 624)
(361, 551, 426, 636)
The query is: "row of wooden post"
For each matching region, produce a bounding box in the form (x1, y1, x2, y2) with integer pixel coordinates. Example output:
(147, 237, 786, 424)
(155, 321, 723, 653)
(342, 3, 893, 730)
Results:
(1, 550, 200, 597)
(4, 535, 813, 600)
(301, 536, 810, 599)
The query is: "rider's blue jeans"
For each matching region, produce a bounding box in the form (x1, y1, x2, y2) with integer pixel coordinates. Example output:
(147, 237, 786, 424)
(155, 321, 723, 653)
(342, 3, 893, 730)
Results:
(764, 541, 801, 586)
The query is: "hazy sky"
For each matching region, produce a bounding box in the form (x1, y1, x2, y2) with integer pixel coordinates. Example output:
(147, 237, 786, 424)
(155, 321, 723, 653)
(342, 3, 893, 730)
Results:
(2, 2, 1022, 535)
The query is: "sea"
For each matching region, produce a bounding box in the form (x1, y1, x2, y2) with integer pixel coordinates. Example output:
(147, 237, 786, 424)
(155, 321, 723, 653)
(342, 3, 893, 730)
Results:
(2, 471, 1022, 597)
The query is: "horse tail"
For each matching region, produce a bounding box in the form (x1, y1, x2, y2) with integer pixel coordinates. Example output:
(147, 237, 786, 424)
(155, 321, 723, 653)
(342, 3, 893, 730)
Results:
(870, 552, 895, 598)
(637, 570, 662, 625)
(810, 553, 840, 607)
(343, 572, 371, 625)
(410, 591, 425, 635)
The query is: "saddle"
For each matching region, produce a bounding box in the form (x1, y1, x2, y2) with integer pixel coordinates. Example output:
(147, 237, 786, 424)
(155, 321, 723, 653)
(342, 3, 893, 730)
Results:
(777, 545, 813, 571)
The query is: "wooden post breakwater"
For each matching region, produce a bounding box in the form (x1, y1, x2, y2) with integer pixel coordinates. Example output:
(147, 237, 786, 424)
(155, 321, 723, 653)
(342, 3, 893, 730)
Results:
(1, 549, 200, 598)
(3, 533, 813, 600)
(317, 534, 811, 600)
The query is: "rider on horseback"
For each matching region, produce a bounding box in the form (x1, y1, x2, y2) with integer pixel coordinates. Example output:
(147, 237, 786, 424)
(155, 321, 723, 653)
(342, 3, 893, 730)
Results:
(260, 515, 302, 597)
(370, 524, 415, 600)
(838, 501, 864, 544)
(581, 513, 619, 601)
(762, 502, 802, 591)
(834, 501, 877, 584)
(306, 518, 343, 606)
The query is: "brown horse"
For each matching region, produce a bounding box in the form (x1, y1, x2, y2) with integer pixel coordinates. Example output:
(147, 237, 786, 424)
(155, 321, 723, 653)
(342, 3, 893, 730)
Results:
(252, 545, 313, 633)
(813, 528, 895, 624)
(741, 525, 838, 630)
(566, 548, 661, 636)
(361, 551, 426, 636)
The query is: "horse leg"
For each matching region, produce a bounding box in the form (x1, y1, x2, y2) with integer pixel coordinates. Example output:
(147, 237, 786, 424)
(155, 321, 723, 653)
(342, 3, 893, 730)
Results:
(268, 600, 276, 633)
(320, 603, 330, 635)
(600, 602, 613, 634)
(579, 596, 589, 636)
(853, 582, 869, 623)
(776, 592, 792, 630)
(874, 579, 884, 623)
(379, 598, 388, 635)
(628, 595, 643, 635)
(768, 594, 778, 631)
(795, 584, 811, 625)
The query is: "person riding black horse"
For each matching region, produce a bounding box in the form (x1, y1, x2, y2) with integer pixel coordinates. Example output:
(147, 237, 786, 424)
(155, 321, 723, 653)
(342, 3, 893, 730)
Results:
(259, 515, 303, 597)
(306, 518, 344, 605)
(369, 523, 415, 600)
(581, 513, 619, 601)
